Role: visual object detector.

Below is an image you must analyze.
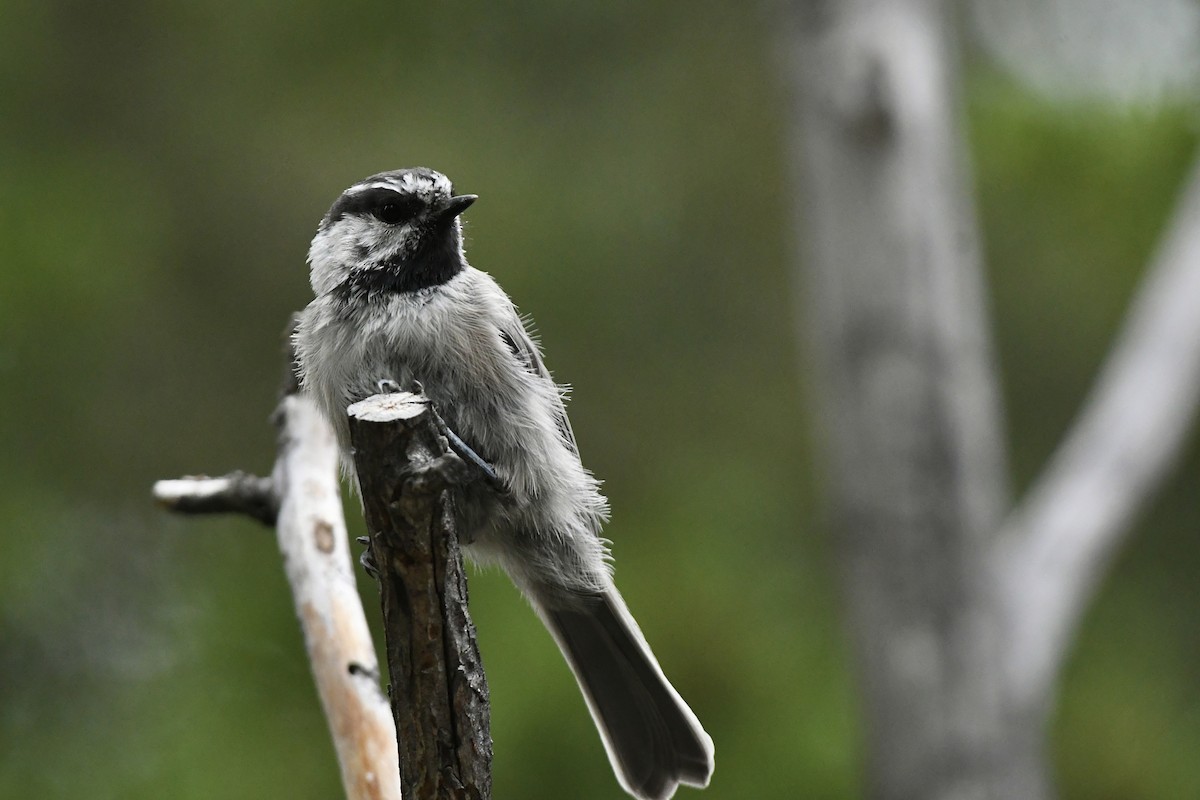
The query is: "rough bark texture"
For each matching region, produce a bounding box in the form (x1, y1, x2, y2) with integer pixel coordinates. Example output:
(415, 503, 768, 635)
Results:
(348, 392, 492, 800)
(783, 1, 1023, 797)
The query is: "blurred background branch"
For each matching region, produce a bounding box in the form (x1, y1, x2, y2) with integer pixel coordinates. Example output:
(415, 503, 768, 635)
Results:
(996, 153, 1200, 720)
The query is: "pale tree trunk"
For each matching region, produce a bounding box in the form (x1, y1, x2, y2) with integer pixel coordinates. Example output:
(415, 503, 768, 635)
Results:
(782, 1, 1200, 799)
(783, 1, 1023, 796)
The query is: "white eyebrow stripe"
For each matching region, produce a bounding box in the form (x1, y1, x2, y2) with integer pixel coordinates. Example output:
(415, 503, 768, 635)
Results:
(347, 182, 405, 195)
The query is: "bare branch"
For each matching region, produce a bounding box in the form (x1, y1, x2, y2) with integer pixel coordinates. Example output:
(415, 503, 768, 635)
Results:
(348, 392, 492, 800)
(154, 324, 402, 800)
(272, 393, 404, 800)
(996, 153, 1200, 712)
(153, 471, 278, 525)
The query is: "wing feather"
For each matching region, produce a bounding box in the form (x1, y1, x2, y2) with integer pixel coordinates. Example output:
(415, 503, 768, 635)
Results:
(498, 319, 580, 456)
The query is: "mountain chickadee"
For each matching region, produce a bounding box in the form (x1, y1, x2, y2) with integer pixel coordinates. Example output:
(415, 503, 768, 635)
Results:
(294, 168, 714, 799)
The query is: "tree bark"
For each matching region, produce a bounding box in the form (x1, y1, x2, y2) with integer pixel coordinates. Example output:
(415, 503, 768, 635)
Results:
(348, 392, 493, 800)
(782, 1, 1023, 797)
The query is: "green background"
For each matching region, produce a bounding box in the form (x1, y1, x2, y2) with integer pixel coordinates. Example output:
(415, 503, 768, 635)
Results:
(1, 3, 1197, 798)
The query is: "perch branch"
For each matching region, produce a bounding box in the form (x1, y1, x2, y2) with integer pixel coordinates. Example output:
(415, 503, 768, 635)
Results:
(348, 392, 492, 800)
(152, 331, 402, 800)
(995, 153, 1200, 712)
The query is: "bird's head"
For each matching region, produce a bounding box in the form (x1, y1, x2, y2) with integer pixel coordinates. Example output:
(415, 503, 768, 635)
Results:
(308, 167, 477, 296)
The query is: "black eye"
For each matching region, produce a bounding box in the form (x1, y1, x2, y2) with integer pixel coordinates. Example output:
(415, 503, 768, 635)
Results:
(370, 194, 422, 225)
(373, 202, 410, 225)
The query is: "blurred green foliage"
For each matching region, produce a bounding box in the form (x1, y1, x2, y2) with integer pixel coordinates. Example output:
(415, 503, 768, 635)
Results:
(0, 3, 1196, 798)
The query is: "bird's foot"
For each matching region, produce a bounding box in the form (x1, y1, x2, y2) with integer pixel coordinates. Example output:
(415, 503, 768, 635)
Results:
(424, 408, 507, 494)
(355, 535, 379, 579)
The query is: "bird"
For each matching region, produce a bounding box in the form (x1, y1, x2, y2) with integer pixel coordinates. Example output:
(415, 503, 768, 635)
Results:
(294, 167, 714, 800)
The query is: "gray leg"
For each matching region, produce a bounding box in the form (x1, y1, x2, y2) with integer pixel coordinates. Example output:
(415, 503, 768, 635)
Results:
(424, 406, 505, 492)
(442, 426, 499, 484)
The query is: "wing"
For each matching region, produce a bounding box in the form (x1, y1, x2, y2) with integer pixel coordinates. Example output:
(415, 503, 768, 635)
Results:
(498, 317, 580, 457)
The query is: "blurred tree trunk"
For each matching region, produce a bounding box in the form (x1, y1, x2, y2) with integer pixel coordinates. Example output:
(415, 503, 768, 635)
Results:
(783, 1, 1034, 797)
(782, 2, 1200, 799)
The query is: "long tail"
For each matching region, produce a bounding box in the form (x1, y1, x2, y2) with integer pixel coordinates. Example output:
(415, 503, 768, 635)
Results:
(537, 589, 715, 800)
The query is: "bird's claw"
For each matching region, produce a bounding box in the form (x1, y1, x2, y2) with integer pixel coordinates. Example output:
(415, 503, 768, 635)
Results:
(356, 535, 380, 578)
(377, 377, 429, 399)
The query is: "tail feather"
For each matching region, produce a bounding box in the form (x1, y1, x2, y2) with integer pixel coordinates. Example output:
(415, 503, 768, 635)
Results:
(540, 590, 714, 800)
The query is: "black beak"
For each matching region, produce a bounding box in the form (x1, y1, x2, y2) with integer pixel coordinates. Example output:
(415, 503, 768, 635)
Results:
(438, 194, 478, 221)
